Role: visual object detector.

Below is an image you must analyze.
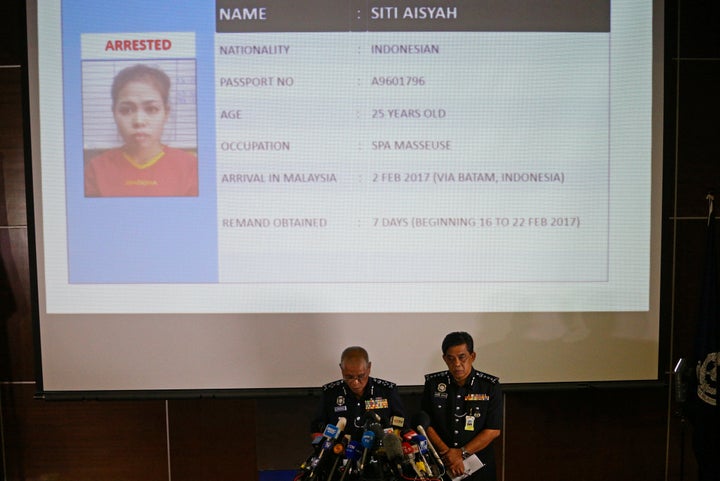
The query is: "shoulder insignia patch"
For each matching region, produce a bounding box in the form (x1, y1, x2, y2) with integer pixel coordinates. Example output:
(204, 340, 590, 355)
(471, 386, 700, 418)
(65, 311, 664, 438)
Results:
(373, 378, 397, 389)
(475, 371, 499, 384)
(425, 370, 449, 381)
(322, 379, 344, 391)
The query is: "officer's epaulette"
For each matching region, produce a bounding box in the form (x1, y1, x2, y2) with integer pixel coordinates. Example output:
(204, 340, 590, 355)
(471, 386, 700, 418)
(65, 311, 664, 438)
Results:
(425, 370, 450, 381)
(322, 379, 345, 391)
(372, 377, 397, 389)
(474, 370, 499, 384)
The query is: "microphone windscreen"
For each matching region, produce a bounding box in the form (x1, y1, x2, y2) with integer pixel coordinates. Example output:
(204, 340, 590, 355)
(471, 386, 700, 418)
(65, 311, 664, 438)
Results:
(369, 423, 384, 438)
(323, 422, 341, 439)
(346, 440, 362, 460)
(390, 415, 405, 429)
(413, 434, 429, 454)
(364, 411, 382, 423)
(401, 429, 418, 441)
(361, 430, 376, 449)
(382, 432, 404, 461)
(336, 417, 347, 431)
(402, 441, 416, 455)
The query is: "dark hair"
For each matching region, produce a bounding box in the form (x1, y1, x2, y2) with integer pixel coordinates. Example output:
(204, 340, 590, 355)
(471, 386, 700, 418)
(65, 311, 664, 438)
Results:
(442, 331, 474, 355)
(340, 346, 370, 366)
(111, 64, 171, 109)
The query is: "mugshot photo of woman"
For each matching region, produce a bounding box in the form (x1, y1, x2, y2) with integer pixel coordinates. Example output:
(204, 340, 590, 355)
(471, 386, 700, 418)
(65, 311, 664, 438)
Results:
(84, 63, 198, 197)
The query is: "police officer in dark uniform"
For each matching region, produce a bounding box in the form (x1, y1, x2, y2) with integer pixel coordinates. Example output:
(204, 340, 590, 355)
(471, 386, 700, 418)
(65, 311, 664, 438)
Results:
(311, 346, 406, 440)
(421, 332, 502, 481)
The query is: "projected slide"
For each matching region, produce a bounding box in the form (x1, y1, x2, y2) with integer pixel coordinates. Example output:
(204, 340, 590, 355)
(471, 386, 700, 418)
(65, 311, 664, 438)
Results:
(38, 0, 650, 313)
(213, 29, 609, 285)
(29, 0, 660, 390)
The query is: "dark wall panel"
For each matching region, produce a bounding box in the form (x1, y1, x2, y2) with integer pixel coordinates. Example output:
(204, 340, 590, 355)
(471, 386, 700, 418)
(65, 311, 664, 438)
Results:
(0, 228, 33, 382)
(675, 61, 720, 217)
(504, 388, 667, 481)
(168, 398, 258, 481)
(678, 1, 720, 58)
(0, 0, 26, 66)
(255, 395, 318, 470)
(2, 384, 169, 480)
(1, 64, 34, 384)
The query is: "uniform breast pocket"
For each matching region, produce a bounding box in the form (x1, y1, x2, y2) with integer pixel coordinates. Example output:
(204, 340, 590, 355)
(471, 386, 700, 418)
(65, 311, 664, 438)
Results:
(467, 400, 489, 418)
(432, 393, 448, 410)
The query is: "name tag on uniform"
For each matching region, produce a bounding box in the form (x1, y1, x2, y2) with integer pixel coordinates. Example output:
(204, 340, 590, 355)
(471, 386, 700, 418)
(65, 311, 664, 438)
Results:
(365, 397, 389, 410)
(334, 406, 348, 412)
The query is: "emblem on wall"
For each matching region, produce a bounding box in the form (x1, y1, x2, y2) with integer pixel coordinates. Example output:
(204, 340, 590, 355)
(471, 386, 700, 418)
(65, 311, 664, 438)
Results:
(697, 353, 718, 406)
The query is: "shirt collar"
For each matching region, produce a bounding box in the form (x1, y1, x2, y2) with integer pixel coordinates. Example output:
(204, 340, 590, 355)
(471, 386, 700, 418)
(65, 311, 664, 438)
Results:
(342, 377, 375, 398)
(449, 368, 475, 388)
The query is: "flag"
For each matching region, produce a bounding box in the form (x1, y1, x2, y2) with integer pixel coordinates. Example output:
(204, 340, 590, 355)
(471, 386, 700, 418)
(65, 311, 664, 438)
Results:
(691, 204, 720, 481)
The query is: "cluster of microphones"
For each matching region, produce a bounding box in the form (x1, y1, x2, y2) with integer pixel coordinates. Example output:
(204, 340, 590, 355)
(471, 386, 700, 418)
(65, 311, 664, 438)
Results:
(297, 411, 446, 481)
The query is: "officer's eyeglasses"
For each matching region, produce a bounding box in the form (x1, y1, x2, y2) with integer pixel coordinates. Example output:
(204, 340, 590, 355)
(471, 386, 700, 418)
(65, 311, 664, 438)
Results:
(343, 373, 368, 383)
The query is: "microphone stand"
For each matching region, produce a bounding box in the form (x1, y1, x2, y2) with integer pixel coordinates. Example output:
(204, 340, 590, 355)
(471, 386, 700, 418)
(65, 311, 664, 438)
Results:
(672, 356, 690, 481)
(675, 404, 687, 481)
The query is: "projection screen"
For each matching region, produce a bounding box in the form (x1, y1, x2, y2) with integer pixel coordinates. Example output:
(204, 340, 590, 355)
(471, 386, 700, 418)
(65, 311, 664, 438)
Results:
(26, 0, 664, 396)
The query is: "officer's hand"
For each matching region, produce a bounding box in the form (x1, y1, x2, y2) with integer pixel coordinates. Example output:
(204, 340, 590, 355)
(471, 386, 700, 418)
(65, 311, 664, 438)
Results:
(443, 448, 465, 478)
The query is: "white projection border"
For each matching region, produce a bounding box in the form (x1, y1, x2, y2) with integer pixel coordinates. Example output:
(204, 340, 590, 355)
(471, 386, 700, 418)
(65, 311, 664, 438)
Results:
(28, 0, 662, 392)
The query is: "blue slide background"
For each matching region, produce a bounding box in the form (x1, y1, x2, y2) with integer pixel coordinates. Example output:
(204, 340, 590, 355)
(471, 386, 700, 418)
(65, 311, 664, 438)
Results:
(63, 0, 219, 283)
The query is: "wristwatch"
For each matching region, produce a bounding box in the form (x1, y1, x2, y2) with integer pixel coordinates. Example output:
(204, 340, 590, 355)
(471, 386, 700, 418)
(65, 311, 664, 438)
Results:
(461, 447, 471, 459)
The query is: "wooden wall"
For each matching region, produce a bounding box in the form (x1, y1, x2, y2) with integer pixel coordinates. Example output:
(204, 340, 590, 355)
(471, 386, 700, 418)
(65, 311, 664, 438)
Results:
(2, 0, 718, 479)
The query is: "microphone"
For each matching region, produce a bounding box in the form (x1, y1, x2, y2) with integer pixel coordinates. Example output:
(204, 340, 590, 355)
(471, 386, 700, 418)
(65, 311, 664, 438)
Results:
(413, 411, 445, 475)
(321, 417, 347, 442)
(382, 432, 406, 477)
(402, 441, 425, 478)
(409, 434, 433, 478)
(338, 440, 361, 481)
(401, 428, 419, 442)
(299, 434, 326, 471)
(306, 417, 347, 480)
(357, 428, 376, 472)
(363, 410, 382, 426)
(326, 435, 349, 481)
(369, 421, 386, 438)
(402, 427, 431, 472)
(411, 434, 430, 457)
(673, 358, 689, 404)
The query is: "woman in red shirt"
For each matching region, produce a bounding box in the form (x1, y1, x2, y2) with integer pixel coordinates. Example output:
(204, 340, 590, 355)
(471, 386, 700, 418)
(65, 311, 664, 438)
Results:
(84, 64, 198, 197)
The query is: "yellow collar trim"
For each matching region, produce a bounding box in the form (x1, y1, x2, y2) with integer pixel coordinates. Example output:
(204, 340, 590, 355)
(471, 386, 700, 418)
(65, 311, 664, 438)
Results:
(123, 148, 165, 169)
